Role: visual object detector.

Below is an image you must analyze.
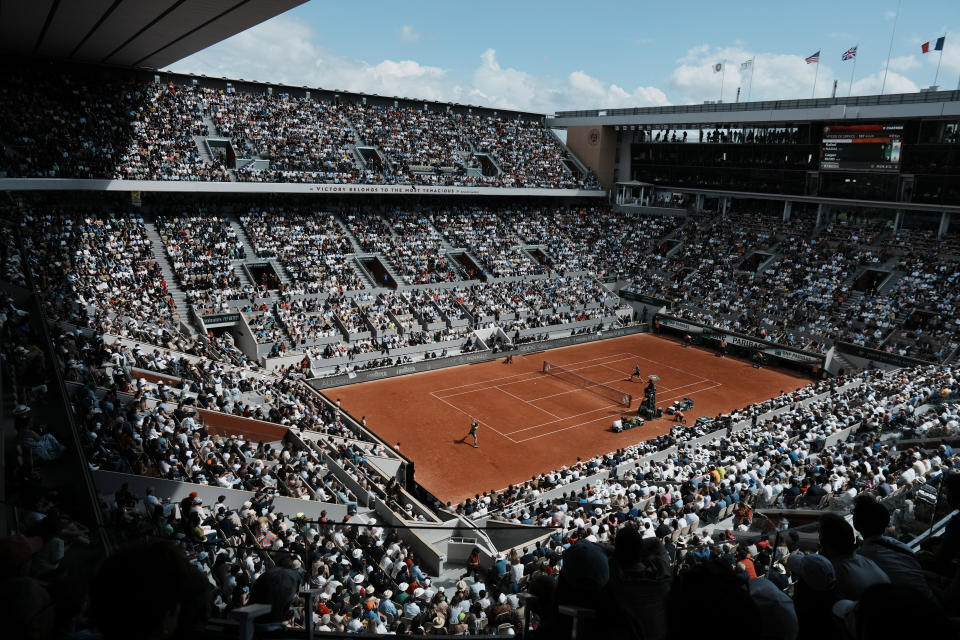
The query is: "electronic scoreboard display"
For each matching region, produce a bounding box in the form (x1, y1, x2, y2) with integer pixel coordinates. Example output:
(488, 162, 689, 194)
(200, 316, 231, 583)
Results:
(820, 124, 903, 172)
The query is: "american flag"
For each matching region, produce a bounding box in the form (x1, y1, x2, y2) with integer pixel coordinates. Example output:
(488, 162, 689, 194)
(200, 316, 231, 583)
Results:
(805, 50, 820, 64)
(842, 45, 857, 61)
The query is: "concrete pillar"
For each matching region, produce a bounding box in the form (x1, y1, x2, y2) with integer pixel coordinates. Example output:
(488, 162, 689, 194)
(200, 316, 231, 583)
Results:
(696, 194, 705, 213)
(783, 201, 792, 222)
(893, 210, 904, 232)
(722, 197, 729, 215)
(815, 203, 824, 227)
(940, 212, 951, 238)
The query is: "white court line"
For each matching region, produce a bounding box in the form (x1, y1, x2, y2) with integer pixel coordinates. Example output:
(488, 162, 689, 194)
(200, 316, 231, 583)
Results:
(495, 385, 562, 420)
(429, 391, 517, 443)
(430, 352, 637, 394)
(437, 354, 640, 399)
(511, 379, 725, 443)
(525, 375, 631, 402)
(658, 379, 713, 394)
(512, 414, 618, 443)
(657, 382, 723, 405)
(495, 355, 640, 392)
(504, 400, 622, 435)
(626, 351, 717, 380)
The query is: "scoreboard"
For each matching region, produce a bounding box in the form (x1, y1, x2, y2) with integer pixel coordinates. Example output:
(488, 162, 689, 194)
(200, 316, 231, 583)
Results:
(820, 124, 903, 172)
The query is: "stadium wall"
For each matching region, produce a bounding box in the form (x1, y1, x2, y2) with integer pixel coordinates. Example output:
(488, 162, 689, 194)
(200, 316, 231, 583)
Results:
(92, 470, 352, 521)
(307, 324, 649, 390)
(565, 125, 617, 189)
(0, 178, 607, 198)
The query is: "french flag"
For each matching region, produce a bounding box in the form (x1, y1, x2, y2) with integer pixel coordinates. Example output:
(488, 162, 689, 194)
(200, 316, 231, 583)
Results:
(921, 36, 945, 54)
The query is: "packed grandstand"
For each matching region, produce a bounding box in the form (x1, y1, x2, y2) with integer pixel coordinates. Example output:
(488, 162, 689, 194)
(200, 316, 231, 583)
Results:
(2, 33, 960, 640)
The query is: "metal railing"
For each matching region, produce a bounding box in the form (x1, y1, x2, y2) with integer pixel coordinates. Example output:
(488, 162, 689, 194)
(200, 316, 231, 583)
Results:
(554, 89, 960, 119)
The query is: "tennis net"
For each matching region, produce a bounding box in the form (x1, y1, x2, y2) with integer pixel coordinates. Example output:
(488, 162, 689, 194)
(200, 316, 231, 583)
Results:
(542, 361, 632, 407)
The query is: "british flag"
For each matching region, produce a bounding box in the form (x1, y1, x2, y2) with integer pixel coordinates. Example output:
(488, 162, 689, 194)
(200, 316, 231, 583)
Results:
(842, 45, 857, 61)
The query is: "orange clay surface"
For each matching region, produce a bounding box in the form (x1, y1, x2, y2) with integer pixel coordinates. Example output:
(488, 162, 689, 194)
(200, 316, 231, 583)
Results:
(329, 333, 809, 504)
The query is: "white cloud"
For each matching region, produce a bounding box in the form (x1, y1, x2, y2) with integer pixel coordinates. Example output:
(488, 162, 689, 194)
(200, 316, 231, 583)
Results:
(166, 14, 959, 113)
(166, 15, 669, 113)
(851, 70, 919, 95)
(668, 45, 841, 103)
(888, 55, 920, 73)
(399, 25, 420, 44)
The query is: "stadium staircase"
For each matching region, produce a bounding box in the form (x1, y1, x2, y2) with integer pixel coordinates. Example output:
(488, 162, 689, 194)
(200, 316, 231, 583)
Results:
(193, 135, 214, 165)
(375, 253, 406, 286)
(755, 251, 781, 274)
(837, 290, 864, 316)
(427, 220, 475, 280)
(343, 112, 369, 171)
(335, 216, 366, 254)
(829, 350, 858, 374)
(143, 220, 193, 325)
(547, 127, 592, 179)
(877, 269, 905, 295)
(227, 219, 290, 289)
(226, 220, 260, 288)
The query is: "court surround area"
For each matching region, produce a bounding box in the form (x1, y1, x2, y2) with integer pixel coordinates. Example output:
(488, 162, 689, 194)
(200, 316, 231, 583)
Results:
(331, 333, 808, 504)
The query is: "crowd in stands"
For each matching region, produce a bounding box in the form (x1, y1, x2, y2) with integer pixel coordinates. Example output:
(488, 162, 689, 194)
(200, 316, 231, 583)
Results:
(450, 367, 960, 637)
(116, 83, 230, 181)
(240, 208, 365, 293)
(14, 203, 960, 374)
(0, 70, 139, 179)
(156, 214, 244, 312)
(431, 207, 547, 278)
(343, 103, 468, 174)
(204, 89, 357, 178)
(7, 198, 960, 639)
(21, 210, 183, 342)
(1, 65, 598, 189)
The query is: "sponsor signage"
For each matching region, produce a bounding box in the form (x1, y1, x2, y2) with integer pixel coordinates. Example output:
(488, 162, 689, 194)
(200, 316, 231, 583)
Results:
(619, 291, 672, 308)
(202, 313, 241, 325)
(307, 325, 646, 389)
(657, 317, 702, 333)
(655, 315, 823, 365)
(0, 178, 607, 198)
(834, 341, 931, 368)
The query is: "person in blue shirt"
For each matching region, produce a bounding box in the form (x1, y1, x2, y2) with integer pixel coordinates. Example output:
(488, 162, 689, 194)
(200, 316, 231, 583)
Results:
(492, 555, 508, 580)
(379, 591, 397, 616)
(402, 598, 421, 618)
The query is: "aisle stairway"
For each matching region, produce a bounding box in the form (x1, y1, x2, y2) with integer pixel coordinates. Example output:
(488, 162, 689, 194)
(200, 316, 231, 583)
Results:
(143, 221, 192, 324)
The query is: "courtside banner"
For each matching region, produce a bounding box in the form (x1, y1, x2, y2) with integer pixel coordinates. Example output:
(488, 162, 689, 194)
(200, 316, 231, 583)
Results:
(619, 291, 672, 308)
(307, 324, 648, 389)
(834, 341, 932, 368)
(656, 317, 703, 333)
(655, 315, 823, 365)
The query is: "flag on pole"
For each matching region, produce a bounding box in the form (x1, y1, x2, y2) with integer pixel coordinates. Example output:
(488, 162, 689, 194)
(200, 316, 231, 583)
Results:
(842, 45, 858, 61)
(740, 58, 753, 70)
(921, 36, 946, 53)
(714, 62, 723, 72)
(805, 51, 821, 64)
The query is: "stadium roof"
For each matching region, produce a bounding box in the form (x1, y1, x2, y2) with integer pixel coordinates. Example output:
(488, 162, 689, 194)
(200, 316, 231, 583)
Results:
(548, 90, 960, 127)
(0, 0, 307, 69)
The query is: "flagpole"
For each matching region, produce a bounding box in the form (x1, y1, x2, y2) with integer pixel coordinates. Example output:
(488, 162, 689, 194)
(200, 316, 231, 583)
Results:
(748, 57, 755, 101)
(812, 48, 821, 98)
(934, 38, 945, 86)
(720, 59, 726, 102)
(849, 47, 858, 97)
(881, 0, 901, 94)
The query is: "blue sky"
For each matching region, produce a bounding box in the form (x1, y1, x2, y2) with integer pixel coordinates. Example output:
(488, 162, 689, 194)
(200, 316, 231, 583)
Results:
(167, 0, 960, 113)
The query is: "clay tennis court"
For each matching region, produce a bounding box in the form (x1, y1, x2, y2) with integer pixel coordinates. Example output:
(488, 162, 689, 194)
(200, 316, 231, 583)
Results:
(330, 333, 809, 504)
